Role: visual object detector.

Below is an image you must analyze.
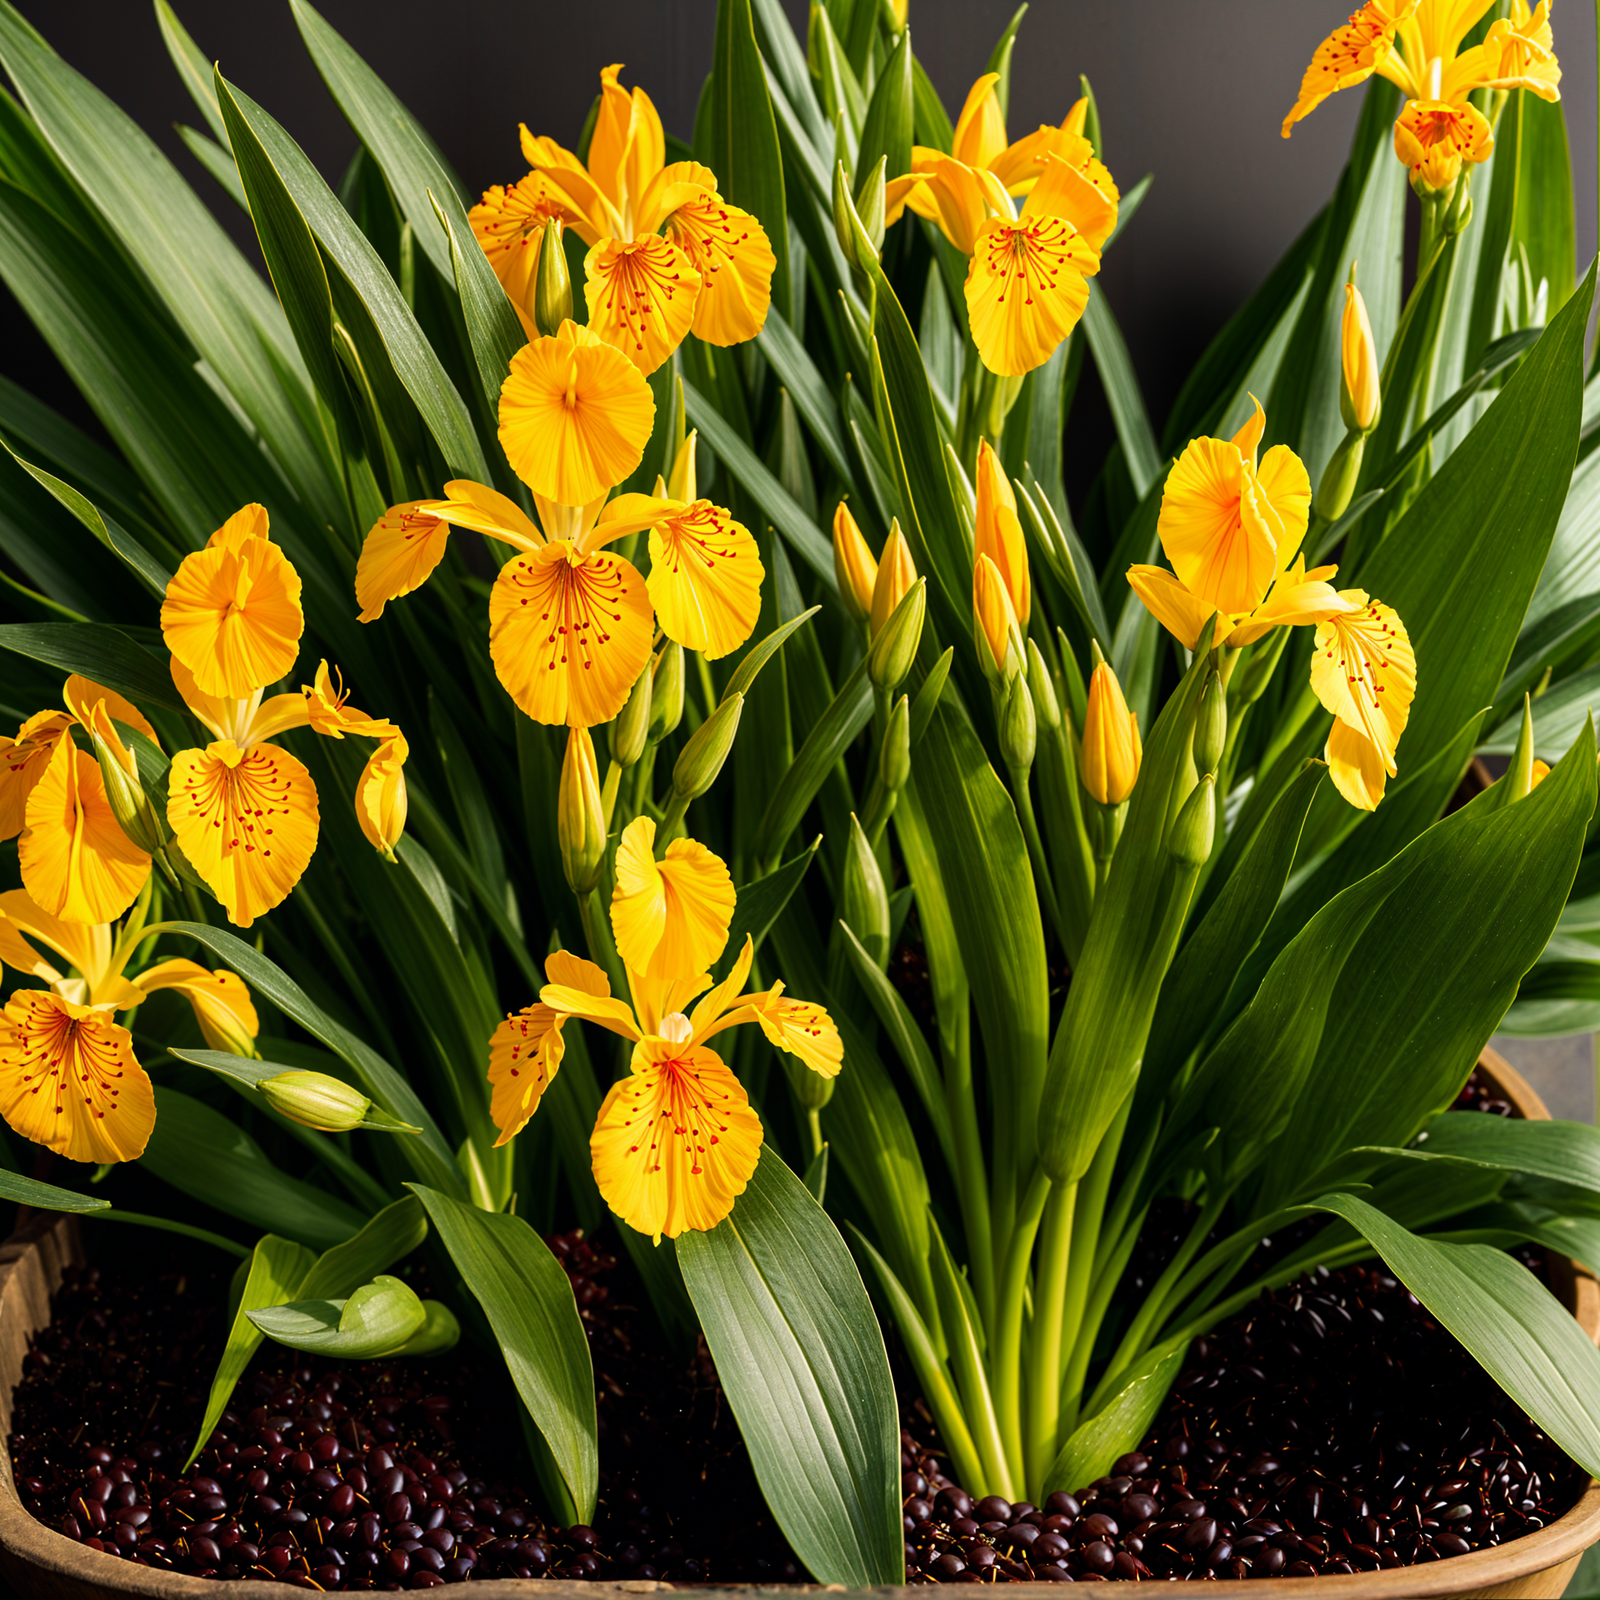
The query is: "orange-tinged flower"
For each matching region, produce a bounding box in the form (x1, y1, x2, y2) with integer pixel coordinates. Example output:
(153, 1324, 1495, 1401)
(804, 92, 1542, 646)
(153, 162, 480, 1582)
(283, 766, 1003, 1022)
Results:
(0, 989, 154, 1163)
(0, 889, 140, 1009)
(136, 959, 260, 1057)
(1282, 1, 1419, 135)
(1393, 98, 1494, 191)
(1156, 401, 1312, 618)
(160, 505, 304, 700)
(19, 735, 151, 925)
(1530, 758, 1553, 787)
(1309, 596, 1417, 809)
(507, 66, 774, 374)
(166, 739, 320, 929)
(498, 321, 656, 505)
(871, 521, 918, 639)
(832, 502, 878, 625)
(1342, 281, 1382, 432)
(0, 710, 75, 839)
(974, 440, 1029, 626)
(360, 468, 764, 730)
(488, 831, 841, 1242)
(469, 173, 583, 340)
(1080, 662, 1142, 805)
(612, 816, 735, 983)
(354, 502, 453, 624)
(973, 552, 1022, 681)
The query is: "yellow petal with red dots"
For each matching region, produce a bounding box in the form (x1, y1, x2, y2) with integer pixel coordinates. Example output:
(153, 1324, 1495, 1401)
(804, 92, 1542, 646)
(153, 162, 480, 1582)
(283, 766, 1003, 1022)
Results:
(1226, 557, 1357, 648)
(1483, 2, 1561, 98)
(1283, 1, 1418, 135)
(1125, 565, 1221, 653)
(498, 321, 656, 505)
(166, 739, 320, 929)
(135, 959, 260, 1056)
(663, 195, 775, 347)
(470, 173, 582, 339)
(589, 1038, 764, 1242)
(583, 234, 702, 375)
(1393, 99, 1494, 191)
(749, 984, 843, 1078)
(1157, 437, 1279, 617)
(19, 736, 150, 924)
(1022, 148, 1119, 251)
(611, 816, 735, 984)
(162, 532, 304, 699)
(0, 711, 73, 840)
(488, 1003, 568, 1145)
(488, 544, 655, 728)
(966, 214, 1098, 377)
(356, 502, 453, 624)
(1309, 596, 1416, 784)
(0, 990, 154, 1163)
(645, 501, 764, 660)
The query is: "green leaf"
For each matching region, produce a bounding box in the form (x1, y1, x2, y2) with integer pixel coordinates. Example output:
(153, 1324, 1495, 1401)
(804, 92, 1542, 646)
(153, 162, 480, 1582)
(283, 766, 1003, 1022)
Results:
(714, 838, 821, 982)
(683, 378, 834, 584)
(1224, 725, 1596, 1207)
(802, 1144, 829, 1204)
(433, 193, 525, 415)
(298, 1195, 429, 1300)
(0, 1168, 110, 1211)
(1482, 664, 1600, 759)
(216, 72, 488, 482)
(177, 126, 248, 211)
(1081, 285, 1160, 499)
(143, 1088, 367, 1250)
(147, 922, 462, 1193)
(1144, 761, 1325, 1106)
(913, 702, 1048, 1193)
(1512, 90, 1576, 318)
(410, 1185, 597, 1524)
(722, 607, 820, 703)
(1039, 632, 1216, 1185)
(185, 1233, 316, 1470)
(678, 1150, 903, 1586)
(910, 56, 954, 153)
(289, 0, 466, 283)
(0, 0, 339, 522)
(757, 313, 856, 486)
(249, 1274, 427, 1357)
(1042, 1338, 1188, 1496)
(1303, 1191, 1600, 1476)
(0, 621, 179, 709)
(154, 0, 228, 145)
(708, 0, 791, 319)
(1406, 1112, 1600, 1196)
(166, 1048, 421, 1133)
(983, 4, 1029, 121)
(855, 25, 912, 188)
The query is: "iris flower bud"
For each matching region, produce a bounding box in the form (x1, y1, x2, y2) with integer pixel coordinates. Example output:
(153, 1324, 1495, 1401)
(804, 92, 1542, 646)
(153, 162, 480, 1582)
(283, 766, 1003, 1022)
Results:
(533, 218, 573, 337)
(1000, 673, 1037, 774)
(611, 662, 652, 768)
(261, 1071, 373, 1133)
(672, 692, 744, 802)
(1193, 674, 1227, 777)
(833, 501, 879, 626)
(1339, 279, 1381, 434)
(1168, 773, 1216, 867)
(867, 579, 926, 695)
(558, 726, 606, 895)
(869, 520, 917, 639)
(648, 641, 685, 744)
(1079, 661, 1141, 805)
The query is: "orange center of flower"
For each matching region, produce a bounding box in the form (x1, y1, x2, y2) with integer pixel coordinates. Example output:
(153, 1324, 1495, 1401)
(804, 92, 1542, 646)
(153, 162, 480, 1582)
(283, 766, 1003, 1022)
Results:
(179, 747, 298, 862)
(624, 1053, 732, 1178)
(12, 1004, 126, 1124)
(506, 551, 635, 681)
(595, 241, 690, 359)
(982, 221, 1073, 310)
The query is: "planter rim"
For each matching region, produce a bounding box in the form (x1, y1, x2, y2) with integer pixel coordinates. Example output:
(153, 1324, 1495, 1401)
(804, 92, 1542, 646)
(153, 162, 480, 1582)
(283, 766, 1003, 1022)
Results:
(3, 1047, 1598, 1600)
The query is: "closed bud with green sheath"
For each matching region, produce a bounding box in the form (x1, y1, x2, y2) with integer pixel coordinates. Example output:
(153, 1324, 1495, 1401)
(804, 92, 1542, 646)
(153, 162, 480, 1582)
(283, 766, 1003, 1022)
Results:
(867, 578, 926, 694)
(533, 218, 573, 336)
(261, 1071, 372, 1133)
(648, 641, 684, 744)
(842, 813, 891, 971)
(611, 662, 652, 768)
(854, 156, 887, 256)
(1000, 671, 1037, 774)
(879, 694, 911, 793)
(1168, 773, 1216, 867)
(672, 692, 744, 802)
(558, 726, 607, 895)
(1026, 639, 1061, 734)
(1193, 673, 1227, 777)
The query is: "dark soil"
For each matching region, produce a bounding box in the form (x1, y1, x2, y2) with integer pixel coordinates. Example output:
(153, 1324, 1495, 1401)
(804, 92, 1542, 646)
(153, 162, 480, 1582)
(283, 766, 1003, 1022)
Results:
(9, 1228, 801, 1586)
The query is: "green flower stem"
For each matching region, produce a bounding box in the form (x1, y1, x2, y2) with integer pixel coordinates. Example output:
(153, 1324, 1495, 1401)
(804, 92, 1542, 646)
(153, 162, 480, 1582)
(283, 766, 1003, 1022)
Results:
(806, 1107, 824, 1161)
(657, 787, 691, 842)
(1011, 771, 1065, 948)
(579, 887, 627, 998)
(1060, 1201, 1150, 1439)
(991, 1168, 1052, 1488)
(1024, 1179, 1078, 1494)
(946, 1029, 996, 1336)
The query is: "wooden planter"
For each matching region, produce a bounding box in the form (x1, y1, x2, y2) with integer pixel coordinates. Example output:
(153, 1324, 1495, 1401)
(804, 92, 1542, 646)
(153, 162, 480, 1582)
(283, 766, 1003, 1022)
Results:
(3, 1050, 1599, 1600)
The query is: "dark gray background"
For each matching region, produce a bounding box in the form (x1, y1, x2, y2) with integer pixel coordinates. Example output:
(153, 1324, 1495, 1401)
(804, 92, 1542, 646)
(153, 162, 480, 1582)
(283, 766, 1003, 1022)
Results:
(13, 1, 1599, 441)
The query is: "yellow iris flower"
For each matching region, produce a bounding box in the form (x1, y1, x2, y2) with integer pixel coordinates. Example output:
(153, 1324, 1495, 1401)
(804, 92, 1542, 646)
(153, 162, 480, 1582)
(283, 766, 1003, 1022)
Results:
(886, 75, 1118, 376)
(357, 328, 764, 730)
(486, 64, 776, 373)
(1128, 402, 1416, 810)
(487, 817, 842, 1243)
(1284, 0, 1558, 189)
(0, 887, 257, 1164)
